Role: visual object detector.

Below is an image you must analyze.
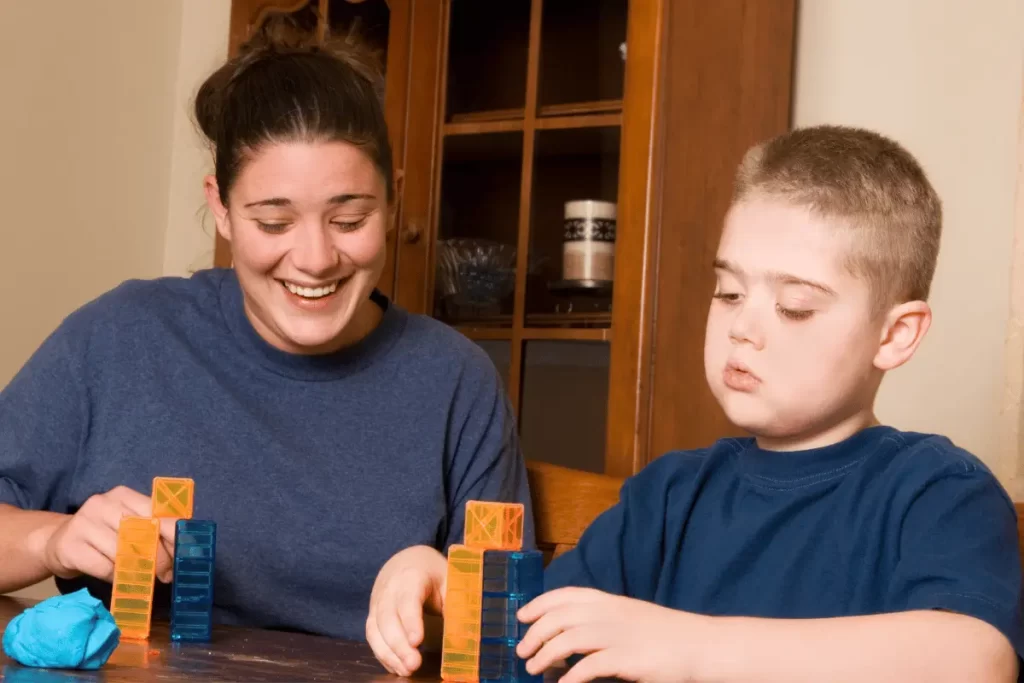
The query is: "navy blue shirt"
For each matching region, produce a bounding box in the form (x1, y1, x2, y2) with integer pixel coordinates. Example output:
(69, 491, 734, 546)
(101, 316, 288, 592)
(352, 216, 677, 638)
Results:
(546, 426, 1024, 667)
(0, 268, 534, 640)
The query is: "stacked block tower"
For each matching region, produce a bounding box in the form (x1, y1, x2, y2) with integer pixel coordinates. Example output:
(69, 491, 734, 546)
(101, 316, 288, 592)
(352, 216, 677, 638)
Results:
(441, 501, 543, 683)
(109, 477, 217, 643)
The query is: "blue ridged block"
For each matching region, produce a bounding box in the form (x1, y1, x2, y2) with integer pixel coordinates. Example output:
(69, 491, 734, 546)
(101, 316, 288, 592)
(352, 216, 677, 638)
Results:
(479, 550, 543, 683)
(170, 520, 216, 643)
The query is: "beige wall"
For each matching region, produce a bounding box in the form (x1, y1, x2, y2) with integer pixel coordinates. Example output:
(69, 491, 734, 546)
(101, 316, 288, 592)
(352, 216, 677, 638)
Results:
(794, 0, 1024, 488)
(0, 0, 228, 599)
(163, 0, 231, 277)
(0, 0, 181, 389)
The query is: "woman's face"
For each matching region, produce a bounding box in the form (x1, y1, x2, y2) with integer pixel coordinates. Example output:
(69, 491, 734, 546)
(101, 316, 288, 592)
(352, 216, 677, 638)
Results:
(205, 140, 390, 355)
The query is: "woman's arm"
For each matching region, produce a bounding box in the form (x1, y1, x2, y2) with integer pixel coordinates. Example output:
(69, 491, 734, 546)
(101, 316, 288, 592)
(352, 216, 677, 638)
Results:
(0, 504, 66, 593)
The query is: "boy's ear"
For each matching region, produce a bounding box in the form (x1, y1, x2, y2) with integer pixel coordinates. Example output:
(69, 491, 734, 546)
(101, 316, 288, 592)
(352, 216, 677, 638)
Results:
(203, 175, 232, 242)
(873, 300, 932, 371)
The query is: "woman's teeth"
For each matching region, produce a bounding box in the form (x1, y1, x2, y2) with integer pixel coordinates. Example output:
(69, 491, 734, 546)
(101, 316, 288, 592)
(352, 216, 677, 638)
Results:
(284, 281, 339, 299)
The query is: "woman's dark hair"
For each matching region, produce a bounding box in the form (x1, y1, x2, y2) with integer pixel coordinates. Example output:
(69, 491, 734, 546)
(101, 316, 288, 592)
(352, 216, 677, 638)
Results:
(194, 17, 393, 205)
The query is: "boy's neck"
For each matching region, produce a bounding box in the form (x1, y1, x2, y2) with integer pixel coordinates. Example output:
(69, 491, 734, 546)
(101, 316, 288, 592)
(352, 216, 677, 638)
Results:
(754, 410, 880, 452)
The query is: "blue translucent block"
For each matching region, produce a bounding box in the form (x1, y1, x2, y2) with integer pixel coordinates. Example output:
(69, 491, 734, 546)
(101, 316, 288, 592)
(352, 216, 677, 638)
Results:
(479, 638, 542, 683)
(480, 594, 533, 640)
(482, 550, 543, 596)
(171, 520, 216, 643)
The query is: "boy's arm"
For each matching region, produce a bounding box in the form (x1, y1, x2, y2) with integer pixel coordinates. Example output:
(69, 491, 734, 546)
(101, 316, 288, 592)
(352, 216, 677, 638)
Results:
(543, 457, 674, 601)
(697, 609, 1016, 683)
(518, 589, 1016, 683)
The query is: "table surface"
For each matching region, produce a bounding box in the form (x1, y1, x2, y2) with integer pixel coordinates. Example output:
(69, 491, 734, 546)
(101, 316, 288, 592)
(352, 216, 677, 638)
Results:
(0, 596, 569, 682)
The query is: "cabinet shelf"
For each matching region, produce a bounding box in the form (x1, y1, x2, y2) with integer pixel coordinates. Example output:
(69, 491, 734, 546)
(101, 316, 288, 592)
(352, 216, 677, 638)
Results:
(457, 327, 611, 343)
(444, 100, 624, 136)
(451, 311, 612, 328)
(444, 119, 525, 136)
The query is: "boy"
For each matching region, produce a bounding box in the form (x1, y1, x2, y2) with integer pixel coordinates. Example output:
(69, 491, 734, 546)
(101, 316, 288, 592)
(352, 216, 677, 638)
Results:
(366, 126, 1024, 681)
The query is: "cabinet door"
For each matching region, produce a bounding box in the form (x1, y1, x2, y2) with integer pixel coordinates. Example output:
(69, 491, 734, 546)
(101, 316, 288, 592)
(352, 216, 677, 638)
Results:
(392, 0, 632, 475)
(389, 0, 446, 315)
(219, 0, 415, 303)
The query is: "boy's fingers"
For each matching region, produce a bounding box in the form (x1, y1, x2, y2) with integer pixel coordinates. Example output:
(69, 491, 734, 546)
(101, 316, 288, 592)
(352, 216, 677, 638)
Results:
(517, 606, 581, 659)
(517, 586, 591, 622)
(560, 649, 618, 683)
(526, 625, 602, 676)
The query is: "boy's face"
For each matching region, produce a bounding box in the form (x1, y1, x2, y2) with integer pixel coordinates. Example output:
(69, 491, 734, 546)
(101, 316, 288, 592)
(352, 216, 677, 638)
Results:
(704, 195, 886, 448)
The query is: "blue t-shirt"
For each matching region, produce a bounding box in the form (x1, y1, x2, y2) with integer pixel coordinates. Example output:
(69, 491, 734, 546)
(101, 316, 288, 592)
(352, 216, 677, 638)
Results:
(546, 426, 1024, 667)
(0, 268, 534, 640)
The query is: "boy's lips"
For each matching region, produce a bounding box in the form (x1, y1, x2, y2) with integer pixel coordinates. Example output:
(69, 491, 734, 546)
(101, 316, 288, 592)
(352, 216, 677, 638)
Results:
(723, 360, 761, 392)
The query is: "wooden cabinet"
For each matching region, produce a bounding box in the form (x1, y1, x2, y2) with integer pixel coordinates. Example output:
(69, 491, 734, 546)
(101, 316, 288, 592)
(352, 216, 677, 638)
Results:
(225, 0, 796, 477)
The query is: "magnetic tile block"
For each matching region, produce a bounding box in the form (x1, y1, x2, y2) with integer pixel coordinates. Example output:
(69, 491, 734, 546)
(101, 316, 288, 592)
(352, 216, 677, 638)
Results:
(111, 516, 160, 640)
(171, 519, 216, 643)
(482, 550, 543, 596)
(440, 545, 484, 682)
(464, 501, 524, 551)
(479, 638, 542, 683)
(152, 477, 194, 519)
(480, 595, 533, 640)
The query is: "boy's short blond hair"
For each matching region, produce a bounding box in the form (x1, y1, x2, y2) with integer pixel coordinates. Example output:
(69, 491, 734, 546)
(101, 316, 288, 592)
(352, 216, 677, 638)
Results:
(732, 125, 942, 311)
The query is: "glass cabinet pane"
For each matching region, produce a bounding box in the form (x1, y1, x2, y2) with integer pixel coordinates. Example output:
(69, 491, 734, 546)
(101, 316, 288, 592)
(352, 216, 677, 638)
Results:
(520, 341, 610, 473)
(476, 341, 512, 388)
(446, 0, 531, 120)
(434, 132, 524, 327)
(526, 127, 619, 328)
(538, 0, 628, 111)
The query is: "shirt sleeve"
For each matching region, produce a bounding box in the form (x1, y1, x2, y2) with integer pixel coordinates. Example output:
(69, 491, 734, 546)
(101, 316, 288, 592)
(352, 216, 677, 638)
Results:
(0, 319, 88, 511)
(442, 352, 536, 551)
(887, 461, 1024, 665)
(543, 458, 672, 602)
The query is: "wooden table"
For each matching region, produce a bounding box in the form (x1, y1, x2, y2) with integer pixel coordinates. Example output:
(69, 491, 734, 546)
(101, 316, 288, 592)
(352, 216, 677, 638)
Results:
(0, 596, 457, 682)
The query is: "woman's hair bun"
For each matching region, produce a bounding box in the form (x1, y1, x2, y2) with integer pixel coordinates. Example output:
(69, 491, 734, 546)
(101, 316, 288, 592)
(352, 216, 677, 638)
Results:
(194, 11, 385, 146)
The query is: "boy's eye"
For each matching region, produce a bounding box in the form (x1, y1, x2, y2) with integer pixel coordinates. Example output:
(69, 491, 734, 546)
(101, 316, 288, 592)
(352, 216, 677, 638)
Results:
(776, 305, 814, 321)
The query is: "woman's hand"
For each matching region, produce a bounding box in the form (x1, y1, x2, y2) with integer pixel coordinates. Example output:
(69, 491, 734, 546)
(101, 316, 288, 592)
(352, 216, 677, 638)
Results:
(41, 485, 177, 584)
(366, 544, 448, 677)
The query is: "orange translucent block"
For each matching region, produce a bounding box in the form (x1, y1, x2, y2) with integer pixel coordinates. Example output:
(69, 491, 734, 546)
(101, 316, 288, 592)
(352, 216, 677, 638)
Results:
(464, 501, 524, 551)
(441, 545, 484, 682)
(111, 516, 160, 640)
(152, 477, 194, 519)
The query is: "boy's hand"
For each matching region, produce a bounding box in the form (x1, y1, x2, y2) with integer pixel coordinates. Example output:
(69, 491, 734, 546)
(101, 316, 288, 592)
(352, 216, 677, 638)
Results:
(366, 544, 448, 677)
(516, 587, 709, 683)
(40, 486, 177, 584)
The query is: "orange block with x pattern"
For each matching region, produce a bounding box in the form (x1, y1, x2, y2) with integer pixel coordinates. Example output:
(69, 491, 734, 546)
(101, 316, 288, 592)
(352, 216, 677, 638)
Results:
(463, 501, 524, 551)
(111, 516, 160, 640)
(440, 545, 484, 682)
(152, 477, 194, 519)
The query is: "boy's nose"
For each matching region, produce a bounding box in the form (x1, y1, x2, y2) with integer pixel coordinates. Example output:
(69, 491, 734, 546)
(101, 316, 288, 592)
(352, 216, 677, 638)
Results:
(728, 307, 764, 350)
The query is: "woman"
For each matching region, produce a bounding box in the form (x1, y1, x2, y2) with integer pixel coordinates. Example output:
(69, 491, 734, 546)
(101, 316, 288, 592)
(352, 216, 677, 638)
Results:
(0, 29, 533, 646)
